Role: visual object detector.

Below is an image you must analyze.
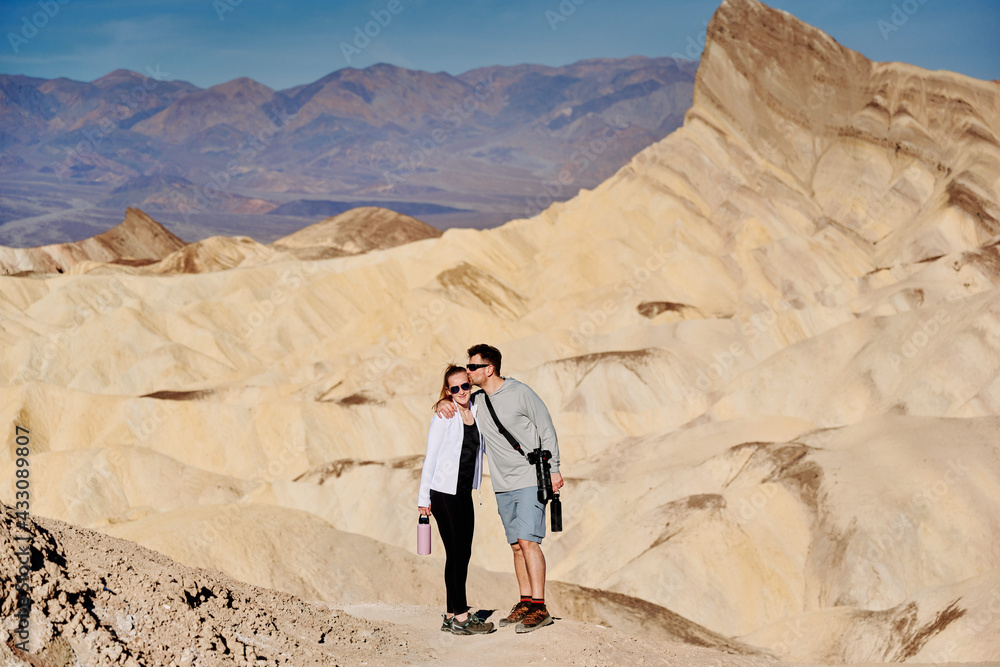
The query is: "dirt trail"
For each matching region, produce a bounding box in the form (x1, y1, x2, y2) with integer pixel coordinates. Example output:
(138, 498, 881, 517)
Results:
(333, 601, 781, 667)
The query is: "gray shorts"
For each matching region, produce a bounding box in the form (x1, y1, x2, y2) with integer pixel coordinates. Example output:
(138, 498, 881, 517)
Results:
(495, 486, 546, 544)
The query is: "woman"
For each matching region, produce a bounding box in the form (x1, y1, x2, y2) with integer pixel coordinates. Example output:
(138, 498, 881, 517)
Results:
(417, 365, 494, 635)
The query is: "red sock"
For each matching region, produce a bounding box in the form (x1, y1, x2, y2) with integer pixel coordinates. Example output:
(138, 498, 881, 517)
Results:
(520, 595, 531, 603)
(530, 598, 544, 608)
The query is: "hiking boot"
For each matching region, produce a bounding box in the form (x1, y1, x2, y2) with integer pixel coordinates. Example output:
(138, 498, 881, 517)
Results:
(499, 601, 531, 627)
(440, 613, 453, 632)
(450, 615, 496, 635)
(515, 606, 554, 633)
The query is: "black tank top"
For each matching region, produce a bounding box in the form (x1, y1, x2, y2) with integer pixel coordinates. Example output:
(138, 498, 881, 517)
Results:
(456, 421, 480, 491)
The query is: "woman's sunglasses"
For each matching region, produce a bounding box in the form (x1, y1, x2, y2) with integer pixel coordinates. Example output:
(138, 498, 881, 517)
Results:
(449, 383, 471, 394)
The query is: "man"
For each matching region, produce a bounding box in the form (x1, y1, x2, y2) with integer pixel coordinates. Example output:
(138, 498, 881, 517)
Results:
(437, 343, 564, 633)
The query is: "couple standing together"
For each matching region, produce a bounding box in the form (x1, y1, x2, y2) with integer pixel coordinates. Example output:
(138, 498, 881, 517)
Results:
(417, 343, 564, 635)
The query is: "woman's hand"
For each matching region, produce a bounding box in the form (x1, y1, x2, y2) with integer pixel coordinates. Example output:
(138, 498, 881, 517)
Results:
(418, 506, 432, 516)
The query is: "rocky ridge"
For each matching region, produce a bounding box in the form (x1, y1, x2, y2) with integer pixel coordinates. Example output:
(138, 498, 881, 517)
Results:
(0, 208, 184, 275)
(0, 206, 443, 275)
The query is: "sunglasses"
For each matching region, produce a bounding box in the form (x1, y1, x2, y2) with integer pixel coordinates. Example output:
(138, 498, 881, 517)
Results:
(448, 383, 471, 394)
(466, 363, 489, 371)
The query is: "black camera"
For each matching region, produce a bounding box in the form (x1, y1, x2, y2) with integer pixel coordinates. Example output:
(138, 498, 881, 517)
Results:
(527, 448, 562, 532)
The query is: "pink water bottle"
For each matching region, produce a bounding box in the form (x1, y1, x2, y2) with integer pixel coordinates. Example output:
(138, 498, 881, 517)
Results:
(417, 515, 431, 555)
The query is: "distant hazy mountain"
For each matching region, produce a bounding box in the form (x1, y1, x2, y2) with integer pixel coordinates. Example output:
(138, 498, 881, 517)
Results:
(0, 57, 696, 244)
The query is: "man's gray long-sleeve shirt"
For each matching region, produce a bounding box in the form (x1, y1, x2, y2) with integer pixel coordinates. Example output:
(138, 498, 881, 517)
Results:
(472, 377, 559, 493)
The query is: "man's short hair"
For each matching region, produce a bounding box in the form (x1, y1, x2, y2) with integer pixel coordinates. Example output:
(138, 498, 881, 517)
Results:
(468, 343, 501, 375)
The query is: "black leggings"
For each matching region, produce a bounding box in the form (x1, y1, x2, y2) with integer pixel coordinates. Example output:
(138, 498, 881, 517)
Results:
(429, 489, 475, 614)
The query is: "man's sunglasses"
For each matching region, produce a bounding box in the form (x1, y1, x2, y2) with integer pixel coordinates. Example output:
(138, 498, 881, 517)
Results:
(449, 383, 471, 394)
(466, 363, 489, 371)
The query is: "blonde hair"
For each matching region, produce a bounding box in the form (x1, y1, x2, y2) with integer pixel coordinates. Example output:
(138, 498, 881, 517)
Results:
(436, 364, 468, 405)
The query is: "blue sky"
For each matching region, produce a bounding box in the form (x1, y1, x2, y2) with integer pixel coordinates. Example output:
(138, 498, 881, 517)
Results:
(1, 0, 998, 90)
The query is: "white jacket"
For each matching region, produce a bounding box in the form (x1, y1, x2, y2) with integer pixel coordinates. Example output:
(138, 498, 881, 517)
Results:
(417, 403, 485, 506)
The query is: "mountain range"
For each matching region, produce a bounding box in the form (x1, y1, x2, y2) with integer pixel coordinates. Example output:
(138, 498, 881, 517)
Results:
(0, 56, 697, 246)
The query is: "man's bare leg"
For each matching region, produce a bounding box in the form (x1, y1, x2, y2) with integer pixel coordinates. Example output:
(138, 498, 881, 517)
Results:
(517, 539, 546, 600)
(510, 541, 532, 597)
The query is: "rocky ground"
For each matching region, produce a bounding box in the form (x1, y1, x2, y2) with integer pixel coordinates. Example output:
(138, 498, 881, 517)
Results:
(1, 502, 770, 667)
(5, 504, 992, 666)
(1, 503, 418, 666)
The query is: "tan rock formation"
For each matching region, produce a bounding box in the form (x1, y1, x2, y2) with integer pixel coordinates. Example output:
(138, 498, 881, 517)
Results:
(0, 205, 443, 276)
(1, 0, 999, 663)
(145, 236, 293, 274)
(0, 208, 184, 275)
(269, 205, 443, 260)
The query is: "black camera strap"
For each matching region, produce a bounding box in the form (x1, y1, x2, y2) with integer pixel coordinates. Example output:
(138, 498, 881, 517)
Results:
(477, 390, 560, 529)
(476, 391, 528, 458)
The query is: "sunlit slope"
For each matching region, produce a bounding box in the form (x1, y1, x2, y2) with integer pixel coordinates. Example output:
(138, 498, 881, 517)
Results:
(1, 0, 999, 662)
